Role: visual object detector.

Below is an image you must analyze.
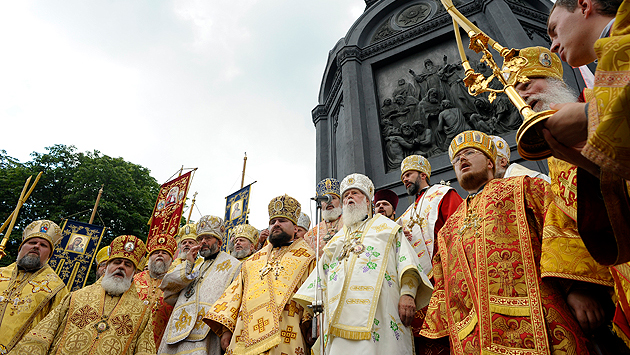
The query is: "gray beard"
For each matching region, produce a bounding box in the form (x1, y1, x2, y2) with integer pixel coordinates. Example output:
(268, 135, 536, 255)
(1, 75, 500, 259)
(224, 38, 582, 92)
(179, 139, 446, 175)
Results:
(342, 200, 369, 227)
(178, 251, 188, 260)
(232, 249, 252, 259)
(101, 270, 132, 296)
(17, 254, 42, 271)
(148, 259, 169, 278)
(199, 244, 219, 258)
(322, 206, 342, 222)
(527, 78, 577, 112)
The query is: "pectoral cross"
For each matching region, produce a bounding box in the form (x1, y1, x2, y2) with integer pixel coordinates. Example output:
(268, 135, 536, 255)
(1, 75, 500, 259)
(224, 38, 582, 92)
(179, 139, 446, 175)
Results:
(260, 261, 284, 280)
(407, 215, 424, 229)
(458, 210, 482, 236)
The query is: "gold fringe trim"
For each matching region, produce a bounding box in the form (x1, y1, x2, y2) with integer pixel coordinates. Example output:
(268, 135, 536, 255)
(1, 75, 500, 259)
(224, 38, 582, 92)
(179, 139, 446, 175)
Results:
(489, 303, 531, 317)
(233, 333, 282, 355)
(613, 323, 630, 349)
(457, 313, 477, 340)
(329, 326, 372, 340)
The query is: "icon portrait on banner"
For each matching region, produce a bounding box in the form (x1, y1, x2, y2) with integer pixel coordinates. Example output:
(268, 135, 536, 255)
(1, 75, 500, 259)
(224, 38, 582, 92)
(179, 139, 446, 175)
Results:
(66, 234, 88, 254)
(166, 186, 179, 206)
(230, 200, 243, 220)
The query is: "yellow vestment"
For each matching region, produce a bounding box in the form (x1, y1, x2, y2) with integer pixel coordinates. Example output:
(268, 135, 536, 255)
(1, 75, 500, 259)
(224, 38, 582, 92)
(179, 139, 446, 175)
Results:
(9, 279, 155, 355)
(0, 263, 68, 354)
(203, 238, 315, 355)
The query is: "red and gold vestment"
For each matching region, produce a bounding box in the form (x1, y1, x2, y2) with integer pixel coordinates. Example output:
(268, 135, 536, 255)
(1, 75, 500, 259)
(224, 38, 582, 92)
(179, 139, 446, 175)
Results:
(421, 176, 591, 354)
(133, 270, 173, 348)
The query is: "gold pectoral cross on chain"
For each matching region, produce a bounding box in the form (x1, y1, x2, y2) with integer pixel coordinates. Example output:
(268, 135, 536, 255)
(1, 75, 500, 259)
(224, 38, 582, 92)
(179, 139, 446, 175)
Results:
(260, 260, 284, 280)
(458, 210, 482, 236)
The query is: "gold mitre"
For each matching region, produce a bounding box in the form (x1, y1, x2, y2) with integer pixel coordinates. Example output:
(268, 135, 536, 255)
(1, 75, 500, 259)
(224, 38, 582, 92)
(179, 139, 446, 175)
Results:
(518, 46, 563, 80)
(268, 195, 301, 225)
(95, 246, 110, 265)
(21, 220, 62, 251)
(177, 223, 197, 243)
(109, 235, 147, 269)
(400, 155, 431, 180)
(449, 130, 497, 162)
(341, 173, 375, 201)
(231, 224, 259, 245)
(490, 135, 510, 160)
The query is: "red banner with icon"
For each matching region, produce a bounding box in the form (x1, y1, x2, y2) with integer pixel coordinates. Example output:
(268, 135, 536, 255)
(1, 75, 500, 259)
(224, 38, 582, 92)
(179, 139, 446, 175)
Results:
(148, 171, 192, 241)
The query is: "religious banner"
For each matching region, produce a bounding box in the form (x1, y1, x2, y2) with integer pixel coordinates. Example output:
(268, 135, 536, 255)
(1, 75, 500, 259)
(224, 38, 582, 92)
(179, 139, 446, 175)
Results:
(48, 219, 106, 291)
(223, 183, 253, 252)
(148, 171, 192, 241)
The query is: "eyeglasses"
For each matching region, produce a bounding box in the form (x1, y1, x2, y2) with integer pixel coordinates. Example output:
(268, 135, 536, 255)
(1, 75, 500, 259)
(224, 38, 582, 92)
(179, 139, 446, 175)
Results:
(451, 149, 482, 165)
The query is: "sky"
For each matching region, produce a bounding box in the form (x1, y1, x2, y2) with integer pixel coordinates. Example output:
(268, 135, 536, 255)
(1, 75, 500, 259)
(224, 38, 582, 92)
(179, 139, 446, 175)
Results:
(0, 0, 366, 230)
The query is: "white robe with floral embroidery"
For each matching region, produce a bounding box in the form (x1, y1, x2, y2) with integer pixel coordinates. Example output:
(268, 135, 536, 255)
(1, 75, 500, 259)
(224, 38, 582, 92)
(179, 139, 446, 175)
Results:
(293, 214, 433, 355)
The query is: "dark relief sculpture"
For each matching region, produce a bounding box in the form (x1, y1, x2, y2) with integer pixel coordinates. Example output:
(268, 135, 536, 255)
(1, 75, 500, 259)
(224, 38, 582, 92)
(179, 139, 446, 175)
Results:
(379, 54, 520, 171)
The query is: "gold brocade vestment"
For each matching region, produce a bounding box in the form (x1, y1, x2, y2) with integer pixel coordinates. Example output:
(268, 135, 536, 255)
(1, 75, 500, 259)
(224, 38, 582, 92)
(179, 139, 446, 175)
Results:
(203, 238, 316, 355)
(0, 263, 68, 354)
(133, 270, 173, 348)
(9, 279, 155, 355)
(421, 177, 590, 354)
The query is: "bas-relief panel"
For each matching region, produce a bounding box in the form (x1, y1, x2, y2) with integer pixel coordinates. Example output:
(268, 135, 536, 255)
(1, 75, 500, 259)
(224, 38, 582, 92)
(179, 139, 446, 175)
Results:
(374, 38, 521, 172)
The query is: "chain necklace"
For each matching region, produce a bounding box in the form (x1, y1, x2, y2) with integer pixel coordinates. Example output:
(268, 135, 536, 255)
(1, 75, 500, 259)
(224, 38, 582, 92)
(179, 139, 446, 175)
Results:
(259, 245, 291, 280)
(407, 186, 430, 230)
(323, 217, 341, 242)
(0, 268, 38, 316)
(184, 259, 214, 299)
(94, 292, 123, 338)
(337, 219, 369, 261)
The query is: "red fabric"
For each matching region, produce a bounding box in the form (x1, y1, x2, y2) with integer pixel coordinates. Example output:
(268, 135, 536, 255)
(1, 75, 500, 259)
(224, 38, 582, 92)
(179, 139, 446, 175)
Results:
(148, 171, 192, 241)
(434, 189, 463, 242)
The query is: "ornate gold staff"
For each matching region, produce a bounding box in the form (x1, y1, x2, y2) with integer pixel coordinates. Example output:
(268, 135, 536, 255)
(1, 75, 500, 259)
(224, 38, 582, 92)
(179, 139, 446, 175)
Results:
(0, 172, 43, 260)
(439, 0, 555, 160)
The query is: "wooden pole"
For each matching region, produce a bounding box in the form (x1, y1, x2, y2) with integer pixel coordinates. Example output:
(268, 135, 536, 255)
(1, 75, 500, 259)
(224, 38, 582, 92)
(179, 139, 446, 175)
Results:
(240, 153, 247, 189)
(186, 192, 198, 224)
(89, 185, 104, 224)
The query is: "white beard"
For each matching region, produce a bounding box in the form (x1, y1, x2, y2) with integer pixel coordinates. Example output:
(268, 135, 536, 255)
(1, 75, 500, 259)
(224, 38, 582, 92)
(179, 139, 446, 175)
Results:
(527, 78, 577, 112)
(148, 259, 169, 277)
(322, 206, 342, 222)
(342, 199, 369, 227)
(232, 249, 252, 259)
(101, 269, 133, 296)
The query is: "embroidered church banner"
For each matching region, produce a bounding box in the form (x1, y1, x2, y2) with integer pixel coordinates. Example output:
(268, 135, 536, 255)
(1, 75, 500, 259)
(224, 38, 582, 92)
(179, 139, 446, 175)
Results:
(148, 171, 192, 241)
(49, 219, 106, 291)
(223, 183, 252, 252)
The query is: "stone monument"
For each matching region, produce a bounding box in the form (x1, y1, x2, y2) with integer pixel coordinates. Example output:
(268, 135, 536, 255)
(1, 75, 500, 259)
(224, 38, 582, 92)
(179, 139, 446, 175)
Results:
(312, 0, 586, 215)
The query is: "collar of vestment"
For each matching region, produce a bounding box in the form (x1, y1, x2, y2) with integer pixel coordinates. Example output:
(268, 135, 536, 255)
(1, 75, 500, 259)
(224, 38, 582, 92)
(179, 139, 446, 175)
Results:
(205, 238, 314, 355)
(415, 185, 431, 202)
(0, 262, 66, 351)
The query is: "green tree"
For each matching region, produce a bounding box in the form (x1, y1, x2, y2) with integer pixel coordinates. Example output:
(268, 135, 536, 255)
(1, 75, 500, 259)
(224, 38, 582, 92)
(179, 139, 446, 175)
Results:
(0, 145, 160, 286)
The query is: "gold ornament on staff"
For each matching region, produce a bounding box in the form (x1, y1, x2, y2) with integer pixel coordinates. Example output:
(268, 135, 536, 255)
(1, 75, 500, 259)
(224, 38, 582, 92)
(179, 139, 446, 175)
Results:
(439, 0, 555, 160)
(0, 172, 43, 260)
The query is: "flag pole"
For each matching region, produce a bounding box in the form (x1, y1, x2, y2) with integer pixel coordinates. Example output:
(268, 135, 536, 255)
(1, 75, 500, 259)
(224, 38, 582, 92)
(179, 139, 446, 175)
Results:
(186, 192, 198, 224)
(240, 153, 247, 189)
(89, 184, 104, 224)
(0, 172, 43, 260)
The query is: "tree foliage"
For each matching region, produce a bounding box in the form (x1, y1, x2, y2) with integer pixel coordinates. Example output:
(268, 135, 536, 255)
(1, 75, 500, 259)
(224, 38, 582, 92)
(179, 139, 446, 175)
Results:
(0, 145, 160, 275)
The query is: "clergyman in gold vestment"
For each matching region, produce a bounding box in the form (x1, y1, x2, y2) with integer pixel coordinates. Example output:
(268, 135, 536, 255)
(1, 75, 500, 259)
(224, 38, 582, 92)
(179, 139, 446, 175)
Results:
(9, 235, 155, 355)
(203, 195, 316, 355)
(0, 220, 69, 355)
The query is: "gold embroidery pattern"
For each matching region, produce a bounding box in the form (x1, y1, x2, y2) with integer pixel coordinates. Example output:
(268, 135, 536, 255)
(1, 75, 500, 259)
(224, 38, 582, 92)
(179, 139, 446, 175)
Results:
(216, 260, 231, 272)
(253, 317, 269, 333)
(28, 280, 51, 293)
(111, 314, 134, 336)
(349, 285, 374, 291)
(345, 299, 370, 304)
(174, 309, 192, 332)
(372, 223, 388, 232)
(280, 325, 297, 343)
(69, 304, 99, 328)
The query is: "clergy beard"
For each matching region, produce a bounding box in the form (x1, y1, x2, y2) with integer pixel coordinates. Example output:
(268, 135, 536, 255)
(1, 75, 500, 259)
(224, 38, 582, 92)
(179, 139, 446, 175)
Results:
(199, 244, 219, 258)
(322, 206, 342, 222)
(527, 78, 577, 112)
(269, 230, 293, 247)
(459, 167, 491, 192)
(232, 249, 251, 259)
(406, 177, 421, 196)
(342, 199, 369, 227)
(148, 259, 168, 277)
(17, 254, 42, 271)
(178, 251, 188, 260)
(101, 269, 132, 296)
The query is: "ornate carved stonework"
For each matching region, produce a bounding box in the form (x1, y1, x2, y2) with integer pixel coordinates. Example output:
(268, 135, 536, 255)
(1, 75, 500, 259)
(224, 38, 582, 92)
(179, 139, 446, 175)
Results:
(396, 4, 432, 27)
